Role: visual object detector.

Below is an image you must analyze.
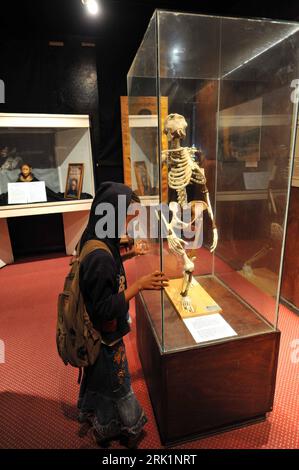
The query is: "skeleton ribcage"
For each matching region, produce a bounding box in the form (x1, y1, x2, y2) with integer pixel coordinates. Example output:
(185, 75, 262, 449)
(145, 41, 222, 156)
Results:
(167, 148, 206, 206)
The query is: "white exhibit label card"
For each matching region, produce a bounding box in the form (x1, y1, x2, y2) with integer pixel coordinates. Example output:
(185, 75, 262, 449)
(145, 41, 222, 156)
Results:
(8, 182, 47, 205)
(183, 313, 237, 344)
(243, 171, 270, 190)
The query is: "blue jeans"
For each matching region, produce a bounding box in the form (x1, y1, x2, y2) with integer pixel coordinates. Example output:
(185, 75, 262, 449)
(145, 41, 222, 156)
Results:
(78, 340, 147, 439)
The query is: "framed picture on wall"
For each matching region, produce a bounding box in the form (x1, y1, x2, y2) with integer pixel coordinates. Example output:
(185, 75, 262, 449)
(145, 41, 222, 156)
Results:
(134, 161, 152, 196)
(65, 163, 84, 199)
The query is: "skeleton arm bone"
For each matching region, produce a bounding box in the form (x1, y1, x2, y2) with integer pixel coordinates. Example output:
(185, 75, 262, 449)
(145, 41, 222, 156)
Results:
(158, 210, 188, 256)
(169, 201, 190, 230)
(191, 161, 218, 252)
(159, 210, 195, 277)
(169, 200, 208, 230)
(161, 150, 168, 164)
(203, 190, 218, 253)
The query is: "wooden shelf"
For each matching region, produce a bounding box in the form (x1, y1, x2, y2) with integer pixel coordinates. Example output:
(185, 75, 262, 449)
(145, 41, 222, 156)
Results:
(0, 199, 92, 219)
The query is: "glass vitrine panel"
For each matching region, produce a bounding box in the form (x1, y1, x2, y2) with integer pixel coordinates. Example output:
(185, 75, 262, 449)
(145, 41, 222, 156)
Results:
(128, 11, 299, 353)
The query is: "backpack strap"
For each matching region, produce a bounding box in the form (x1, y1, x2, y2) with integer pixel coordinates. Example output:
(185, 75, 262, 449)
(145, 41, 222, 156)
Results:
(79, 239, 113, 264)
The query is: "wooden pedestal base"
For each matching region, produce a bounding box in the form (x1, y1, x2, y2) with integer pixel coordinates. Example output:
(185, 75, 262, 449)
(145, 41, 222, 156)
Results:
(0, 218, 14, 267)
(62, 210, 89, 255)
(165, 277, 222, 318)
(136, 292, 280, 446)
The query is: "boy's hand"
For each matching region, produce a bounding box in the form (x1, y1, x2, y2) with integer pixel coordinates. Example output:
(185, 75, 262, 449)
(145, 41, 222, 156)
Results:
(125, 271, 169, 302)
(138, 271, 169, 291)
(122, 243, 148, 262)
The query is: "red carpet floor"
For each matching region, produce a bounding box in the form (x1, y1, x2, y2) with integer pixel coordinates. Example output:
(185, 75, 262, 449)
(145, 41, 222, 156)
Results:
(0, 255, 298, 449)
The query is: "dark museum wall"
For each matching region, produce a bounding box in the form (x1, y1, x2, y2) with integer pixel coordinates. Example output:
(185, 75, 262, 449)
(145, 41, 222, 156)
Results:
(0, 38, 99, 173)
(0, 36, 99, 256)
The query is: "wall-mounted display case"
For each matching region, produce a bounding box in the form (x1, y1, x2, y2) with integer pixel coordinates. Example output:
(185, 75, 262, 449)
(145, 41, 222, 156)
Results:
(0, 113, 95, 202)
(0, 114, 95, 266)
(128, 10, 299, 444)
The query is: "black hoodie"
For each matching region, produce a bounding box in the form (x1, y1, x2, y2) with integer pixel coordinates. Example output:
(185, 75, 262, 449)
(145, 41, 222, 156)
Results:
(79, 182, 132, 344)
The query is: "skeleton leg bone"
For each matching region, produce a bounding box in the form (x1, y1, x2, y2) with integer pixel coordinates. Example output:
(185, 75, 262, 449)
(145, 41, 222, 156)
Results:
(179, 252, 196, 313)
(159, 208, 197, 312)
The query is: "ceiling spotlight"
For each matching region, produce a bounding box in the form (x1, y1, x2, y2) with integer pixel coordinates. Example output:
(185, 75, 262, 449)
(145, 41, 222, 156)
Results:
(81, 0, 100, 16)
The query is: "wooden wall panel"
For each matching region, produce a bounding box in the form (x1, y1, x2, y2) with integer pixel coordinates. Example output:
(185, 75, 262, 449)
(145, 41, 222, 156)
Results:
(120, 96, 168, 201)
(120, 96, 132, 187)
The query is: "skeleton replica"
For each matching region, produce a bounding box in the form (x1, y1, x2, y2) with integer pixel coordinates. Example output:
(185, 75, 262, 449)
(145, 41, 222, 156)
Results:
(161, 113, 218, 312)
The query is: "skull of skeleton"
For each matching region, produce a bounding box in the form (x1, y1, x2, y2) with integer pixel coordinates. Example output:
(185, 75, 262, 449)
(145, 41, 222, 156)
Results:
(164, 113, 187, 142)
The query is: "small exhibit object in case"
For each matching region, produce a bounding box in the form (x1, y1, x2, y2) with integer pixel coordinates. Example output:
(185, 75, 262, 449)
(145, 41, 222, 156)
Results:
(65, 163, 84, 199)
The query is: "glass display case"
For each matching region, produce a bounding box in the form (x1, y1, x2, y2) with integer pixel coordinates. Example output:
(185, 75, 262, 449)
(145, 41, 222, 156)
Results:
(128, 10, 299, 444)
(0, 114, 95, 267)
(0, 114, 95, 203)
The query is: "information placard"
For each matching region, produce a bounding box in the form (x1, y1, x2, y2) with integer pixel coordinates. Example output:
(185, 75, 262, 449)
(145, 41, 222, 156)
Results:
(184, 314, 237, 343)
(8, 182, 47, 205)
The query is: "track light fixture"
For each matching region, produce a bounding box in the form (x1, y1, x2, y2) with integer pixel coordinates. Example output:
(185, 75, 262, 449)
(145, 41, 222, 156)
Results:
(81, 0, 100, 16)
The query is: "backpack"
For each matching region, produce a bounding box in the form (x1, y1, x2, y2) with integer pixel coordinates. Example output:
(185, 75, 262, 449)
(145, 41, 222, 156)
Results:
(56, 239, 112, 368)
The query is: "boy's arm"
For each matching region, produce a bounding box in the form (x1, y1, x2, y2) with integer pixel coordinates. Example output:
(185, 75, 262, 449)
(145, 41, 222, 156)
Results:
(80, 251, 129, 329)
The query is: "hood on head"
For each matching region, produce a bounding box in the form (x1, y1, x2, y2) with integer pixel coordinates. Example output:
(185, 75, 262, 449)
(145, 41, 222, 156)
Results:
(81, 181, 133, 250)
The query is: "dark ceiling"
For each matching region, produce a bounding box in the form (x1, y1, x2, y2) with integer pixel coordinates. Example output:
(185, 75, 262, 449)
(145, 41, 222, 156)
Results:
(1, 0, 299, 40)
